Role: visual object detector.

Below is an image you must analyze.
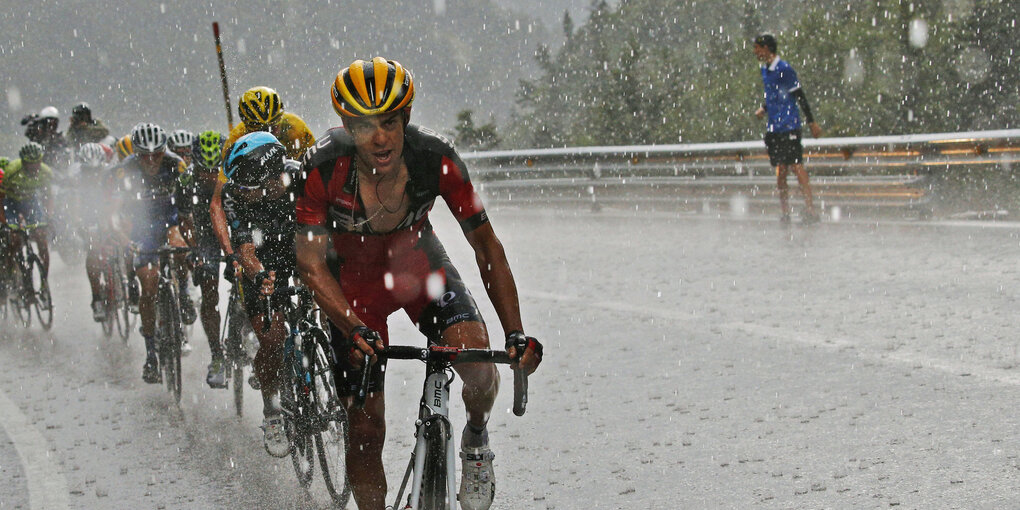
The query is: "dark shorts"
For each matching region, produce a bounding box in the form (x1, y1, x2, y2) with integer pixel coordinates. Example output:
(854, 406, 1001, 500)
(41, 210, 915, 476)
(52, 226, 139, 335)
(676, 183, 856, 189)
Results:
(3, 198, 46, 227)
(764, 129, 803, 166)
(131, 215, 179, 269)
(328, 260, 485, 398)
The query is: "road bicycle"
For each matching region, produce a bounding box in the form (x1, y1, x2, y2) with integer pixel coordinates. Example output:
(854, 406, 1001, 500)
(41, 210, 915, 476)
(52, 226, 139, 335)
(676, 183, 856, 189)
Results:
(4, 221, 53, 330)
(138, 245, 191, 405)
(353, 343, 530, 510)
(262, 285, 351, 507)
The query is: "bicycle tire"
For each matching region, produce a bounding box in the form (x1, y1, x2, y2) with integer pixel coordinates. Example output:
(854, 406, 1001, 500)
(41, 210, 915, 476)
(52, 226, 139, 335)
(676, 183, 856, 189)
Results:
(224, 299, 247, 417)
(419, 417, 451, 510)
(113, 262, 132, 341)
(168, 287, 184, 405)
(101, 264, 115, 337)
(287, 380, 315, 488)
(310, 333, 352, 507)
(29, 256, 52, 331)
(157, 287, 173, 392)
(11, 259, 31, 328)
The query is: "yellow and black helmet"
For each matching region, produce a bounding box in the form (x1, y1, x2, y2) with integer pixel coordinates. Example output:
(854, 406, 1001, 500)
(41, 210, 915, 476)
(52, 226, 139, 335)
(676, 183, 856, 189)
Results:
(238, 86, 284, 128)
(331, 57, 414, 118)
(115, 135, 133, 161)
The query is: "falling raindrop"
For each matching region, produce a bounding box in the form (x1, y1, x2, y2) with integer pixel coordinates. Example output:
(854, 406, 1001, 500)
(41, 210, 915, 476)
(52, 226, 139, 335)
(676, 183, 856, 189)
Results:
(7, 86, 21, 111)
(908, 18, 929, 48)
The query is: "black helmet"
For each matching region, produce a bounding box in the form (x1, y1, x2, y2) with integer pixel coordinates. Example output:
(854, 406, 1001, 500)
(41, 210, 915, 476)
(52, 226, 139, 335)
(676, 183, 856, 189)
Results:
(224, 132, 285, 189)
(72, 102, 92, 122)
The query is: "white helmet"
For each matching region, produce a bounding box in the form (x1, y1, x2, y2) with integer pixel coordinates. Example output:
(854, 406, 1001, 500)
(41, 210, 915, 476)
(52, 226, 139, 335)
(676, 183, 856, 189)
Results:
(167, 129, 195, 152)
(130, 122, 167, 154)
(39, 106, 59, 119)
(78, 143, 110, 167)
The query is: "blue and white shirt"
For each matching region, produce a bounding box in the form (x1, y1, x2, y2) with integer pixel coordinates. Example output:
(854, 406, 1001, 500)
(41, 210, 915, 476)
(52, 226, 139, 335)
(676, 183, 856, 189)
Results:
(760, 56, 802, 133)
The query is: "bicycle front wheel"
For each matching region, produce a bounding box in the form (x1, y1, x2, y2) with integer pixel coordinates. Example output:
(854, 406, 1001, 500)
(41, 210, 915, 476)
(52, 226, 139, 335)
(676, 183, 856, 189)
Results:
(224, 305, 247, 417)
(284, 379, 315, 488)
(11, 260, 31, 329)
(29, 256, 52, 331)
(101, 267, 115, 337)
(113, 262, 132, 341)
(310, 333, 351, 507)
(420, 417, 451, 510)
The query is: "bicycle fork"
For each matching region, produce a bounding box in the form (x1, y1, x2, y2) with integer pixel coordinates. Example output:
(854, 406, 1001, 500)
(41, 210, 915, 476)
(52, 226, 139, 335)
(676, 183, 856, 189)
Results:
(396, 368, 457, 510)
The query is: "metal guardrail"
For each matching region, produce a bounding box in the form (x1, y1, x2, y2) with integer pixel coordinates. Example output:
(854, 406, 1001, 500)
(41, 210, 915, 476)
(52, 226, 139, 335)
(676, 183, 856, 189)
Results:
(463, 129, 1020, 217)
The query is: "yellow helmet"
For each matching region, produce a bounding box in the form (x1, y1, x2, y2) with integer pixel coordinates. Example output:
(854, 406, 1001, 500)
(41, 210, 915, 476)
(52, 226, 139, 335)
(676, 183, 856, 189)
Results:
(115, 135, 133, 161)
(238, 86, 284, 129)
(331, 57, 414, 118)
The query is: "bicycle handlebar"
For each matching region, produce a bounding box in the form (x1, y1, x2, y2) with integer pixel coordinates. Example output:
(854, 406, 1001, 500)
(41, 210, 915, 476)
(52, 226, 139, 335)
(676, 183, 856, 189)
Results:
(258, 284, 312, 333)
(354, 345, 530, 416)
(135, 246, 193, 256)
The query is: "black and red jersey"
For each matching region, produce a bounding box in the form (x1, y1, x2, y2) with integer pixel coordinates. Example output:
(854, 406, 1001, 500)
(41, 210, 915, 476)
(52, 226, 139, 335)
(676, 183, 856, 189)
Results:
(295, 124, 489, 337)
(296, 124, 487, 238)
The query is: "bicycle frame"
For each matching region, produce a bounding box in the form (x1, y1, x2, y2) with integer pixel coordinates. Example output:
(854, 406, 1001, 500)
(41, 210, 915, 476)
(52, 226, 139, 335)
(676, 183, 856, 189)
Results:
(402, 362, 457, 510)
(358, 345, 528, 510)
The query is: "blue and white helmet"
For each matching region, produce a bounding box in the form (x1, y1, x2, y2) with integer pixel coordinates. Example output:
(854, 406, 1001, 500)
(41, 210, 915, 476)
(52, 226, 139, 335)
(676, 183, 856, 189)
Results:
(224, 131, 285, 188)
(130, 122, 167, 154)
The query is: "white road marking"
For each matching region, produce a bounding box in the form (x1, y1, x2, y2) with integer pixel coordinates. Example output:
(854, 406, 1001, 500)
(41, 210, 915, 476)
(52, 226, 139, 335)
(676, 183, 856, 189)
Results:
(0, 387, 69, 510)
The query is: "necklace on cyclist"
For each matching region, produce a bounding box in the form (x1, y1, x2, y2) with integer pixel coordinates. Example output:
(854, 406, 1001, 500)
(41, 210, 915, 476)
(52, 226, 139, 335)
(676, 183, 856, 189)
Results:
(352, 158, 407, 228)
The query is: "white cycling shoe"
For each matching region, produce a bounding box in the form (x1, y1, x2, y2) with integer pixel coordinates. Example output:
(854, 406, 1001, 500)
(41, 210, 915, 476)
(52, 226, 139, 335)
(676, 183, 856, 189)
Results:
(261, 415, 289, 458)
(458, 446, 495, 510)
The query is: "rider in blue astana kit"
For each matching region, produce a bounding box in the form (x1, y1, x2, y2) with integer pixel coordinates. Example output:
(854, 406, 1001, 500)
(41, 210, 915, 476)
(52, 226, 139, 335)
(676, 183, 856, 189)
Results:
(753, 33, 823, 224)
(209, 131, 300, 458)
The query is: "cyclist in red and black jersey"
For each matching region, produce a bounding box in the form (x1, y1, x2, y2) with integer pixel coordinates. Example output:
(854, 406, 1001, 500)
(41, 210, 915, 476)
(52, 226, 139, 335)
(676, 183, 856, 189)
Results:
(295, 57, 542, 510)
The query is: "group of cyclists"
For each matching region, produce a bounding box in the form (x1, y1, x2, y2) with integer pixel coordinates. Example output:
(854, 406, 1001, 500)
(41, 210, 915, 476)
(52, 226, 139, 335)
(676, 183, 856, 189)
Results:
(0, 57, 543, 510)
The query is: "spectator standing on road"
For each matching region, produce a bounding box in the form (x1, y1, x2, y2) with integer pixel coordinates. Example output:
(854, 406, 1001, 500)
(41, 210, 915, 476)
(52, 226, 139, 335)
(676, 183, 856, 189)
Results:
(752, 34, 822, 224)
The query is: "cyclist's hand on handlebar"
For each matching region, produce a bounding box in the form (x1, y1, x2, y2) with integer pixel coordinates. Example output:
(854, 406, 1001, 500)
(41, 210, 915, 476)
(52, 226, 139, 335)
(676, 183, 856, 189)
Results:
(350, 325, 383, 368)
(506, 331, 543, 376)
(258, 270, 276, 296)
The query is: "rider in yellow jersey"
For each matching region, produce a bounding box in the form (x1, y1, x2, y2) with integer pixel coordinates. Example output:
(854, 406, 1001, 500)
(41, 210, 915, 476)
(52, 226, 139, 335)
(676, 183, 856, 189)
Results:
(222, 86, 316, 162)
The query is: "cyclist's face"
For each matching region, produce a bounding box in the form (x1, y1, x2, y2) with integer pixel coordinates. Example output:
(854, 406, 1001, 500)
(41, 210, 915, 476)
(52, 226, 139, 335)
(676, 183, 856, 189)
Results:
(195, 167, 219, 187)
(244, 121, 280, 137)
(345, 111, 405, 175)
(137, 150, 165, 174)
(753, 44, 772, 63)
(23, 161, 41, 173)
(170, 149, 191, 166)
(233, 174, 284, 203)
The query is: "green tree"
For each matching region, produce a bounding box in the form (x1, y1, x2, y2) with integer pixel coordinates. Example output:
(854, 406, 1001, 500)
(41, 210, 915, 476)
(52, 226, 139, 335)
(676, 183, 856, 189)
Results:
(449, 110, 501, 151)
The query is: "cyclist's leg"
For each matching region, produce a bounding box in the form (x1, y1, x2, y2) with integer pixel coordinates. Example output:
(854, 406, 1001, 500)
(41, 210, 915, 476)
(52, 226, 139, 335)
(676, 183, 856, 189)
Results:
(413, 263, 496, 431)
(241, 271, 289, 415)
(442, 322, 498, 429)
(348, 392, 387, 510)
(85, 244, 103, 299)
(135, 264, 159, 340)
(197, 272, 222, 358)
(30, 227, 49, 280)
(413, 262, 497, 510)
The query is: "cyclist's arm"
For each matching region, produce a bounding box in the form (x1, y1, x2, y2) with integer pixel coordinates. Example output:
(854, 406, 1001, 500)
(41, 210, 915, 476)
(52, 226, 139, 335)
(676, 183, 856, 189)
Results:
(209, 180, 233, 256)
(295, 229, 365, 336)
(236, 242, 264, 277)
(179, 214, 196, 247)
(463, 222, 523, 337)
